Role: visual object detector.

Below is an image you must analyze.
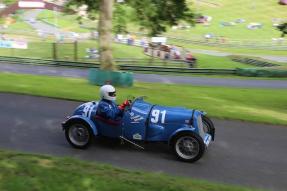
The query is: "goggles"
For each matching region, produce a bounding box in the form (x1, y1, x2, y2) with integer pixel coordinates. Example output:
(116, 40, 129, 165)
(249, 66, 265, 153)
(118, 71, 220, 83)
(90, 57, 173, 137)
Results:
(108, 91, 116, 97)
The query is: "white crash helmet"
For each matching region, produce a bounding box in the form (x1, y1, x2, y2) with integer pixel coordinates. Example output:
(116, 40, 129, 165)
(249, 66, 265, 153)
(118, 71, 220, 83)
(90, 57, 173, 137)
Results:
(99, 85, 116, 101)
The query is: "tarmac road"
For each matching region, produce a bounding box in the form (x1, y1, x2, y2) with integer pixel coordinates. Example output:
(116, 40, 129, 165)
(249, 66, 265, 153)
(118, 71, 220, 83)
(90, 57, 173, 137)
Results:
(1, 62, 287, 88)
(0, 93, 287, 191)
(23, 9, 76, 39)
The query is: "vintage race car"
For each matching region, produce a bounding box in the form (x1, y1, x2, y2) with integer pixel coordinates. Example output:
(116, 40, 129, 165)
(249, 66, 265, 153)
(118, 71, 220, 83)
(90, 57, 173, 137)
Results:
(62, 96, 215, 162)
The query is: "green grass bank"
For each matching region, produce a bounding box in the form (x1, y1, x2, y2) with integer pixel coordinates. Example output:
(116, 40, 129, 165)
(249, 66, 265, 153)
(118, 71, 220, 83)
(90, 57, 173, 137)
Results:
(0, 72, 286, 125)
(0, 149, 262, 191)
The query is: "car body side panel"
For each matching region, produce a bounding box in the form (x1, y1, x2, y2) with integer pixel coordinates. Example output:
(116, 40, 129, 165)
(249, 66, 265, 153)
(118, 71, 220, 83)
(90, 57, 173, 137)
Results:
(168, 127, 197, 144)
(122, 99, 153, 141)
(73, 101, 98, 118)
(93, 120, 123, 138)
(146, 105, 194, 141)
(72, 101, 122, 137)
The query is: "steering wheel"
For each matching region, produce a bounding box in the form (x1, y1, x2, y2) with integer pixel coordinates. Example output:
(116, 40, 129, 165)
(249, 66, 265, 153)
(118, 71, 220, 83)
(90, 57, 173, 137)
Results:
(124, 96, 146, 112)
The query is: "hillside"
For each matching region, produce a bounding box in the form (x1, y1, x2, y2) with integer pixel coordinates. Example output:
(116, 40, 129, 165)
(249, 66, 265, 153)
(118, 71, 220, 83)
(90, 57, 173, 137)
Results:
(6, 0, 287, 42)
(165, 0, 287, 41)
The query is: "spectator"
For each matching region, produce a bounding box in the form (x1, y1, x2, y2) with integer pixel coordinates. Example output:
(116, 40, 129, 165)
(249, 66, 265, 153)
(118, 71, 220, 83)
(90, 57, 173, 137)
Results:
(174, 49, 181, 59)
(164, 52, 170, 60)
(185, 52, 197, 68)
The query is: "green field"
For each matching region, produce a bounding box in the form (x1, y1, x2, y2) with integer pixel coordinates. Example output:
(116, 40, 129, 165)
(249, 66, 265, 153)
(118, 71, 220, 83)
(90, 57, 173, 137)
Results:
(165, 0, 287, 41)
(6, 21, 34, 31)
(0, 41, 149, 60)
(34, 1, 287, 42)
(37, 10, 93, 33)
(0, 149, 261, 191)
(128, 0, 287, 54)
(0, 72, 286, 125)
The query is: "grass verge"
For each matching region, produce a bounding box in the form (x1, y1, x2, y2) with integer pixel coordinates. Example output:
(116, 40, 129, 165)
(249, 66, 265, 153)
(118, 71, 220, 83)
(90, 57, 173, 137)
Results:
(195, 53, 251, 68)
(0, 72, 286, 125)
(0, 149, 262, 191)
(0, 41, 150, 60)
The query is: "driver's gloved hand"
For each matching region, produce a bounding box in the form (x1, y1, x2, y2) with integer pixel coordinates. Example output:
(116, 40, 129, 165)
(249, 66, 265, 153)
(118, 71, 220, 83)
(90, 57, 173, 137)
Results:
(118, 100, 130, 110)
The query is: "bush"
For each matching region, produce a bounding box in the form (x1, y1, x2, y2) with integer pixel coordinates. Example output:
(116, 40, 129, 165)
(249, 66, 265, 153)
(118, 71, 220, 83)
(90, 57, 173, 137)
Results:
(236, 68, 287, 77)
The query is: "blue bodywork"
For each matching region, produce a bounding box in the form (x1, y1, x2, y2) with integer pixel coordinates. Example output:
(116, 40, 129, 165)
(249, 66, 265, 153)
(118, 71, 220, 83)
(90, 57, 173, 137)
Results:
(62, 97, 214, 146)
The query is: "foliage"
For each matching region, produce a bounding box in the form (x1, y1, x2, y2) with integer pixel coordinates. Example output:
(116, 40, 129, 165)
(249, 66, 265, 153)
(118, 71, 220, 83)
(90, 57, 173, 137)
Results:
(113, 3, 127, 34)
(127, 0, 194, 36)
(2, 0, 17, 5)
(65, 0, 195, 36)
(277, 22, 287, 37)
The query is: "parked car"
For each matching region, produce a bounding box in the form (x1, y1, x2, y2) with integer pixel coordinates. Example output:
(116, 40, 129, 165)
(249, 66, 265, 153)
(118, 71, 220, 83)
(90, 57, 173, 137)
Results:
(62, 96, 215, 162)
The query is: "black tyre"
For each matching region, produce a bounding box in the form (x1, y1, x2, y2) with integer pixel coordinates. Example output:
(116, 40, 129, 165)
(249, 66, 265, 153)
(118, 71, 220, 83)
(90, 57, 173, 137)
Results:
(65, 123, 93, 149)
(202, 115, 215, 141)
(171, 132, 205, 163)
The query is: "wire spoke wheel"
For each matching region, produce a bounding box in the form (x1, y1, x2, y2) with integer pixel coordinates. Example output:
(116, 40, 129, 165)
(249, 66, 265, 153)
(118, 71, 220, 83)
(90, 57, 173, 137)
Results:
(172, 132, 205, 162)
(175, 136, 200, 160)
(67, 124, 91, 148)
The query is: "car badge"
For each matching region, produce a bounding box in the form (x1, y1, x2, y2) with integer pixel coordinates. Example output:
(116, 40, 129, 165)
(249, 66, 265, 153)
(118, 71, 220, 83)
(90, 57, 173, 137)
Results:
(133, 133, 142, 140)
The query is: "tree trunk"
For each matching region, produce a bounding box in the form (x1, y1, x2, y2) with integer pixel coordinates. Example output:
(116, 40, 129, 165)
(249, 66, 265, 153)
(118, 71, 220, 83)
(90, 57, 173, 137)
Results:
(99, 0, 116, 70)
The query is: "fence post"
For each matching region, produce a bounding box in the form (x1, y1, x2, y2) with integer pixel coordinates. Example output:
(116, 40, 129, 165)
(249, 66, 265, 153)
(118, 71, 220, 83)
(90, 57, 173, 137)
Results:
(52, 42, 57, 60)
(74, 41, 78, 61)
(149, 47, 154, 65)
(10, 48, 15, 57)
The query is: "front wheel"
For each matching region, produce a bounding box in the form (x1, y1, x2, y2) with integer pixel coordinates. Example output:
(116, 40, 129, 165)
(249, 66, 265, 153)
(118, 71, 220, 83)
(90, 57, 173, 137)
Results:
(172, 132, 205, 163)
(65, 123, 93, 149)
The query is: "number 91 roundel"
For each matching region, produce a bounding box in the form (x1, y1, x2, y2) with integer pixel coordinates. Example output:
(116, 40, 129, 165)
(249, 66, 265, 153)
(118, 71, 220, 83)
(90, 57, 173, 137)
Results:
(151, 109, 166, 124)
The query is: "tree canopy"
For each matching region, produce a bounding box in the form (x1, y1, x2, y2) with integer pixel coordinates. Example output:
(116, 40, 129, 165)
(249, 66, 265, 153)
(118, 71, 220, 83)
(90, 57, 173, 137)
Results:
(66, 0, 194, 36)
(277, 22, 287, 37)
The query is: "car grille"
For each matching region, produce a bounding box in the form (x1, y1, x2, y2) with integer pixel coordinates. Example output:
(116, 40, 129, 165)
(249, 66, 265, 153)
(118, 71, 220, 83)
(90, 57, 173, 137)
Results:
(197, 114, 205, 138)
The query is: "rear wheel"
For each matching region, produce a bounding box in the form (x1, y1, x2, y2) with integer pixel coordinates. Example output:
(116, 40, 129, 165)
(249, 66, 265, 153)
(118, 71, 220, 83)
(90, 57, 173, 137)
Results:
(172, 132, 205, 163)
(65, 123, 93, 149)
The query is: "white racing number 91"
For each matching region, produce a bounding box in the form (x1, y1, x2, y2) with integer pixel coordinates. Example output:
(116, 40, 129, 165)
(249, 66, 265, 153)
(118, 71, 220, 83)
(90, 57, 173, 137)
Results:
(151, 109, 166, 124)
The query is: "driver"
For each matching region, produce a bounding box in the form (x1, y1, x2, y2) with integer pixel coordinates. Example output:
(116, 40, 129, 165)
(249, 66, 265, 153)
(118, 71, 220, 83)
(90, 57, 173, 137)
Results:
(96, 84, 130, 121)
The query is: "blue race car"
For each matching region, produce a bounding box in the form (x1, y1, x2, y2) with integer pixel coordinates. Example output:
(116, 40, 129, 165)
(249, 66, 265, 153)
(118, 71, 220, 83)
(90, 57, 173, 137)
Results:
(62, 96, 215, 163)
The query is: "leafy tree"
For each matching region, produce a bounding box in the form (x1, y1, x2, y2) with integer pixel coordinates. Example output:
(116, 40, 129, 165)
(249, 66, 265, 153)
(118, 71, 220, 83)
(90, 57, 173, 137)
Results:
(126, 0, 194, 36)
(66, 0, 194, 70)
(2, 0, 17, 5)
(277, 22, 287, 37)
(113, 3, 127, 34)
